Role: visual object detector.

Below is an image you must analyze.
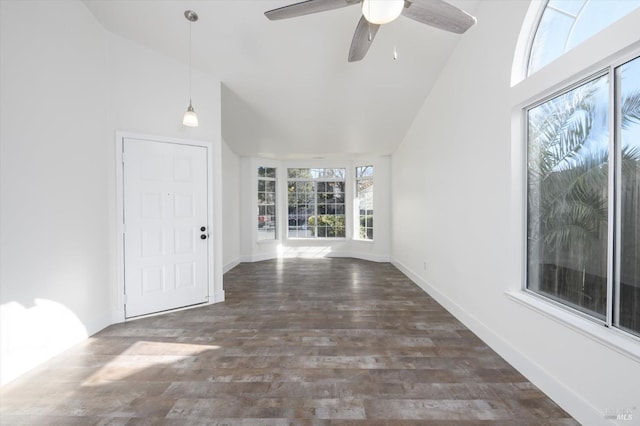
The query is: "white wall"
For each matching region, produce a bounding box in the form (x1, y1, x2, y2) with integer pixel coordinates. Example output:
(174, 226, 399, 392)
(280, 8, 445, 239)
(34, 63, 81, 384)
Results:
(239, 156, 391, 263)
(391, 1, 640, 425)
(106, 33, 221, 141)
(222, 139, 241, 272)
(0, 0, 110, 385)
(0, 0, 223, 385)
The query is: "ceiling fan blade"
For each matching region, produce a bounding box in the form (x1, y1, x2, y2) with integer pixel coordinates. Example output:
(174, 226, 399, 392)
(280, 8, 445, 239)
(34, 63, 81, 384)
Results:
(402, 0, 477, 34)
(348, 15, 380, 62)
(265, 0, 358, 21)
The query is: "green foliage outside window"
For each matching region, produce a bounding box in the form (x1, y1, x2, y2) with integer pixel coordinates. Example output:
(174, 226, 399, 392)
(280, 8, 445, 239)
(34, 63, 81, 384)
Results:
(307, 215, 345, 238)
(359, 215, 373, 239)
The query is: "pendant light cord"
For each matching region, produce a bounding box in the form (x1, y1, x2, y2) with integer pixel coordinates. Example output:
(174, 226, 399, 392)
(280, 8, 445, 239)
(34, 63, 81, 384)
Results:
(188, 20, 192, 105)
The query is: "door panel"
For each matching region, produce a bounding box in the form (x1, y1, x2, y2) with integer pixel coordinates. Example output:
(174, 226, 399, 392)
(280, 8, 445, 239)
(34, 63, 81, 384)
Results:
(123, 138, 209, 318)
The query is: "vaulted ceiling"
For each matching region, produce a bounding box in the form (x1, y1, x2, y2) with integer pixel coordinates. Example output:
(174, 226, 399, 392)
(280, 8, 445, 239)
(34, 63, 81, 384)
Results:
(83, 0, 479, 159)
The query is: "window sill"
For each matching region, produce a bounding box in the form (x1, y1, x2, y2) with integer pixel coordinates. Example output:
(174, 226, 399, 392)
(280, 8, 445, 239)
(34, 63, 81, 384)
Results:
(505, 289, 640, 363)
(257, 239, 279, 245)
(286, 237, 348, 241)
(353, 239, 375, 244)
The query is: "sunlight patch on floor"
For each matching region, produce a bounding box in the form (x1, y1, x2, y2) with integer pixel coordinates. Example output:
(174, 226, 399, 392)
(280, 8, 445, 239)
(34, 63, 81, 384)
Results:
(82, 341, 219, 386)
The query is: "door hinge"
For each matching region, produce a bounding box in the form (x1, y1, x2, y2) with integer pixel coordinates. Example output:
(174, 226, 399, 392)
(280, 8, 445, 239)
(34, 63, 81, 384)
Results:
(122, 152, 125, 164)
(123, 294, 127, 304)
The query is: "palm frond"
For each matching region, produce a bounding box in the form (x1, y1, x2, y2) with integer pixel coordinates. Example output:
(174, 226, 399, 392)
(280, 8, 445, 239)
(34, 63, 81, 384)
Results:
(528, 84, 600, 178)
(621, 89, 640, 129)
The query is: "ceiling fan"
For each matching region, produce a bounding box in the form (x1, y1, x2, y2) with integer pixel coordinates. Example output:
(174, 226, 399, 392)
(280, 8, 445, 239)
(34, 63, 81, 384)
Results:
(264, 0, 477, 62)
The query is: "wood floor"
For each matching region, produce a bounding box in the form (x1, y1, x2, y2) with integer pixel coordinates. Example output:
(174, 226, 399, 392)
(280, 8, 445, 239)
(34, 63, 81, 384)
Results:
(0, 258, 579, 425)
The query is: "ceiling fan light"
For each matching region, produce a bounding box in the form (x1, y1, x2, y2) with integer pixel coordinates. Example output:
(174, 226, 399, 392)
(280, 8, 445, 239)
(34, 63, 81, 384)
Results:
(362, 0, 404, 25)
(183, 103, 199, 127)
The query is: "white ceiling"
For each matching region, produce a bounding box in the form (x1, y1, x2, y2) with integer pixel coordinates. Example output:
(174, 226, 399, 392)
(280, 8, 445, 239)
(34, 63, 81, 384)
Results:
(83, 0, 479, 159)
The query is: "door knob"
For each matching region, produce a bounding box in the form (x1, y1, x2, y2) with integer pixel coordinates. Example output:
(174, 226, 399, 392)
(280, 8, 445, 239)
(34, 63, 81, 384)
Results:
(200, 226, 206, 232)
(200, 234, 207, 240)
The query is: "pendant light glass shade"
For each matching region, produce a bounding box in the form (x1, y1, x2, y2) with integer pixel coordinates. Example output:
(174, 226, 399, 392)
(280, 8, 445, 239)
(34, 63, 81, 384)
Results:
(183, 102, 198, 127)
(362, 0, 404, 25)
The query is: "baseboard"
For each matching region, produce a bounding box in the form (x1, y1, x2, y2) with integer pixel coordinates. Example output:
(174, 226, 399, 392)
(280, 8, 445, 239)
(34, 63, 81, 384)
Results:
(240, 253, 275, 263)
(212, 290, 225, 303)
(85, 310, 116, 335)
(391, 258, 607, 426)
(109, 308, 125, 325)
(223, 258, 241, 274)
(239, 251, 390, 264)
(325, 251, 390, 263)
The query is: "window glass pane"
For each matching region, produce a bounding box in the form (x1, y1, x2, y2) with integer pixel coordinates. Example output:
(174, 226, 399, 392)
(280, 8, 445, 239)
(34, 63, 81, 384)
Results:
(332, 168, 346, 179)
(616, 56, 640, 335)
(288, 168, 312, 179)
(297, 168, 345, 179)
(287, 168, 345, 239)
(287, 180, 314, 238)
(568, 1, 640, 52)
(257, 167, 276, 241)
(265, 167, 276, 178)
(311, 180, 345, 238)
(548, 0, 585, 15)
(356, 166, 374, 240)
(529, 9, 573, 75)
(356, 166, 374, 178)
(527, 75, 609, 319)
(528, 0, 640, 75)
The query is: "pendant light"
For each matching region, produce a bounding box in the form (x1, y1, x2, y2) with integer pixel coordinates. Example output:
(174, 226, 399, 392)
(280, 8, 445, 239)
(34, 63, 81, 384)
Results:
(362, 0, 404, 25)
(183, 10, 198, 127)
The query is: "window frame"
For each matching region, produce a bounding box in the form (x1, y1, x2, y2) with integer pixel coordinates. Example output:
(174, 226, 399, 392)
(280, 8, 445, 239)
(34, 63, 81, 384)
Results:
(355, 165, 374, 241)
(257, 166, 278, 242)
(523, 55, 640, 338)
(286, 167, 348, 240)
(251, 159, 281, 245)
(509, 1, 640, 355)
(525, 0, 640, 77)
(524, 68, 611, 324)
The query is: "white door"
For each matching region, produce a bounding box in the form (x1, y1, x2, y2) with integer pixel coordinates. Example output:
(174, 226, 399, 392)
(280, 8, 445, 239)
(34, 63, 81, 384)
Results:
(123, 138, 209, 318)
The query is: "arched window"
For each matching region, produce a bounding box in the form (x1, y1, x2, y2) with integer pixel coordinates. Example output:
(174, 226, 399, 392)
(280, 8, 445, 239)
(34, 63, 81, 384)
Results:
(527, 0, 640, 75)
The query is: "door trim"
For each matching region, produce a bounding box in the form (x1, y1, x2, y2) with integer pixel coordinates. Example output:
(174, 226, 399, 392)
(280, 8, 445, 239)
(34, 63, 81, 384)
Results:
(114, 131, 224, 322)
